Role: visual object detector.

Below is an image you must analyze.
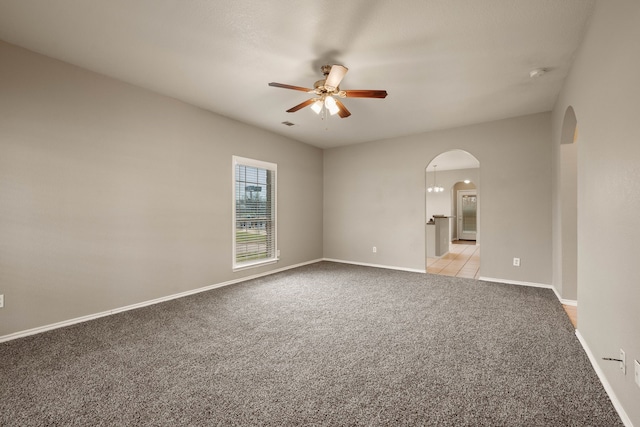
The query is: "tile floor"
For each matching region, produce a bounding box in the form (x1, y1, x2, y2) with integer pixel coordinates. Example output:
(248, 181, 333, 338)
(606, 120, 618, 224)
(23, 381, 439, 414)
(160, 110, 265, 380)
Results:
(427, 242, 480, 279)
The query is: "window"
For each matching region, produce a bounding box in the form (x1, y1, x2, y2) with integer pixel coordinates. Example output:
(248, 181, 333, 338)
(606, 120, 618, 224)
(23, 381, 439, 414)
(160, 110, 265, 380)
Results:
(232, 156, 277, 270)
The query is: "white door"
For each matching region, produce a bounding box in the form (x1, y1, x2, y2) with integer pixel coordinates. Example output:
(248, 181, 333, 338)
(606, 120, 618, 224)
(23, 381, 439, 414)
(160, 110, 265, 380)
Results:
(457, 190, 477, 241)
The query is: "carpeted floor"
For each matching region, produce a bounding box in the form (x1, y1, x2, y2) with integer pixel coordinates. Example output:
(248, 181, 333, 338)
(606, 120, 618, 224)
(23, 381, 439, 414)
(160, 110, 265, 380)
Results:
(0, 262, 622, 426)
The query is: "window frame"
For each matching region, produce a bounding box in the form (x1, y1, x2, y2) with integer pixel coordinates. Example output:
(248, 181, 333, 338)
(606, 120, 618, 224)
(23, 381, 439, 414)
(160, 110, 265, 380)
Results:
(232, 155, 278, 271)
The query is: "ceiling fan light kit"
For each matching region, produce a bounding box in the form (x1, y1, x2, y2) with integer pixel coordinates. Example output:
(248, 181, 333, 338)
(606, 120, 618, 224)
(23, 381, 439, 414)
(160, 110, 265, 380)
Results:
(324, 95, 339, 115)
(310, 100, 323, 114)
(268, 64, 388, 120)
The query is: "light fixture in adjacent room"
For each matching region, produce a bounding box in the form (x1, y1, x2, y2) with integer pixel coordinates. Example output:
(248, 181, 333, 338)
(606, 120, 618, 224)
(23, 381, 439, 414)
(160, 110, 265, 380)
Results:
(427, 165, 444, 193)
(464, 179, 471, 184)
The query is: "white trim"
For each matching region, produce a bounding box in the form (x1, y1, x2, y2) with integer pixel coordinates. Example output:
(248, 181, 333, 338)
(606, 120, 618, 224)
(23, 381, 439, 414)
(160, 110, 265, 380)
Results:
(232, 258, 279, 272)
(323, 258, 426, 274)
(0, 259, 323, 343)
(478, 276, 552, 289)
(479, 276, 578, 306)
(549, 285, 578, 306)
(560, 298, 577, 306)
(232, 155, 277, 171)
(575, 331, 634, 427)
(232, 155, 278, 271)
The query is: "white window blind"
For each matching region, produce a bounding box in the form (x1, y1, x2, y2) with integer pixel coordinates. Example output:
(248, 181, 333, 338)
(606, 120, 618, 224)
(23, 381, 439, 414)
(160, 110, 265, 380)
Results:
(232, 156, 277, 270)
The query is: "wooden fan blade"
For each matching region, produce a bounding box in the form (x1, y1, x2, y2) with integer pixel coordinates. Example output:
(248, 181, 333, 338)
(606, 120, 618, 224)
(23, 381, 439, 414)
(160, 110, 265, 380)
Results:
(335, 99, 351, 118)
(324, 65, 348, 90)
(344, 90, 388, 98)
(286, 99, 315, 113)
(269, 82, 313, 92)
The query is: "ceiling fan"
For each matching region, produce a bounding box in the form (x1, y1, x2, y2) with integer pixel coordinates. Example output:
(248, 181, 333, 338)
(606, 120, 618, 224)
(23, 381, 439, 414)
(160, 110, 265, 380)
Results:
(268, 65, 388, 119)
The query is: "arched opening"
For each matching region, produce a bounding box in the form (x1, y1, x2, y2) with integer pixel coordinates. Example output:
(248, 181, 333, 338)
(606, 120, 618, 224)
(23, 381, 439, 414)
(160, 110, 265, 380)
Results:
(425, 150, 480, 278)
(560, 106, 578, 326)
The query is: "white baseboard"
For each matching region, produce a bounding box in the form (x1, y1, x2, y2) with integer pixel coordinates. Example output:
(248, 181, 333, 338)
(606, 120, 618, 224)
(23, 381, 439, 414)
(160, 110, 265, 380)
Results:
(575, 331, 634, 427)
(479, 276, 552, 289)
(549, 284, 578, 306)
(322, 258, 426, 274)
(478, 276, 578, 307)
(0, 258, 323, 343)
(557, 296, 577, 306)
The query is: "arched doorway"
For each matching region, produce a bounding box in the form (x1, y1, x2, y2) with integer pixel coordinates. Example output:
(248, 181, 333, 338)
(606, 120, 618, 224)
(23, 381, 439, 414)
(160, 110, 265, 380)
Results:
(425, 150, 480, 278)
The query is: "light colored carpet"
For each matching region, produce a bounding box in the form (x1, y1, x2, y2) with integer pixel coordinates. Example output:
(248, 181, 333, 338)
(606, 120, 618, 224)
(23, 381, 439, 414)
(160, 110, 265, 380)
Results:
(0, 262, 622, 426)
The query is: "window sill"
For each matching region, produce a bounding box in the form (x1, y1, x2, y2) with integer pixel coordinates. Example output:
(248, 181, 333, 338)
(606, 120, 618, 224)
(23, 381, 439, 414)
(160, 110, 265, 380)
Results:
(233, 258, 279, 272)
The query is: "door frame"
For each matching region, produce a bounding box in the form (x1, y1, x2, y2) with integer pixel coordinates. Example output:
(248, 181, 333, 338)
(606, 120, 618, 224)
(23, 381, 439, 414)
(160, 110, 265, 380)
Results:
(456, 189, 477, 241)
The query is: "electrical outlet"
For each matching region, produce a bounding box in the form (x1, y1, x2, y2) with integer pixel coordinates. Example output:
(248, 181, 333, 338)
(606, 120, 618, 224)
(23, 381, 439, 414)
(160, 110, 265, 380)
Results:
(372, 246, 377, 253)
(513, 258, 520, 267)
(620, 349, 626, 374)
(276, 249, 280, 257)
(634, 360, 640, 388)
(0, 294, 3, 308)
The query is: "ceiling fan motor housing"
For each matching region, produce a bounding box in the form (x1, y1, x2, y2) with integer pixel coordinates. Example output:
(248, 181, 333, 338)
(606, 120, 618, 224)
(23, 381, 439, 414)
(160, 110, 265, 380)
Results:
(314, 79, 336, 94)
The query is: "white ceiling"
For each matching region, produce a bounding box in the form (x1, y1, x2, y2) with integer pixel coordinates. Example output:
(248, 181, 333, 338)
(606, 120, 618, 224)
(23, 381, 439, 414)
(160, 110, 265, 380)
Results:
(0, 0, 595, 149)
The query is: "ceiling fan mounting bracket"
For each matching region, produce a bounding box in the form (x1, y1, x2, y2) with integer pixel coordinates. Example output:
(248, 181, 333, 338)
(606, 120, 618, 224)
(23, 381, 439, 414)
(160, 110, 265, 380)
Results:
(320, 64, 333, 76)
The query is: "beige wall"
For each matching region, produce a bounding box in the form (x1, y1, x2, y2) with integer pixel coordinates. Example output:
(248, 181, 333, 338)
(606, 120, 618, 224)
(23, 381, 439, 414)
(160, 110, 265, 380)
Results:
(552, 1, 640, 423)
(0, 41, 323, 337)
(559, 141, 578, 300)
(552, 107, 579, 302)
(324, 112, 552, 281)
